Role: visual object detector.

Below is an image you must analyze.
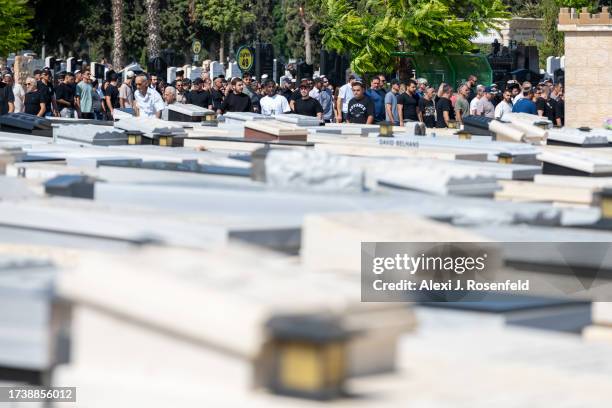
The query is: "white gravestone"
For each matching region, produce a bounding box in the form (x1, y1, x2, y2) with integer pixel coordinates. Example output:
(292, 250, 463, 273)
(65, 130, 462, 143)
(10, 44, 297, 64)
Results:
(167, 67, 177, 84)
(189, 67, 202, 81)
(546, 56, 561, 76)
(226, 62, 240, 80)
(210, 61, 225, 78)
(66, 57, 76, 73)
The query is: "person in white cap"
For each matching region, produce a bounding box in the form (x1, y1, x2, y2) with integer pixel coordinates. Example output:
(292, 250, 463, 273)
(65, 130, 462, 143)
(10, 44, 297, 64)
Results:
(416, 78, 428, 98)
(259, 80, 290, 115)
(119, 71, 135, 109)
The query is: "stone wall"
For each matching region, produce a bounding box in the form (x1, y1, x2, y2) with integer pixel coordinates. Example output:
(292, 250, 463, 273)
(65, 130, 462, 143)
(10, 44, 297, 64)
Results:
(559, 7, 612, 128)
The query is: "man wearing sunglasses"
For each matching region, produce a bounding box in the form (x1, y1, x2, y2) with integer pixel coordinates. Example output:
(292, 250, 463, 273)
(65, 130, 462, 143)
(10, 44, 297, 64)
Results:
(293, 80, 323, 119)
(24, 77, 45, 117)
(39, 69, 58, 117)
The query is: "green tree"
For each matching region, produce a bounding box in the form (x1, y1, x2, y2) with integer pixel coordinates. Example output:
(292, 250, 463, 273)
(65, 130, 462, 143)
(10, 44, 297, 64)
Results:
(249, 0, 274, 43)
(196, 0, 255, 63)
(271, 1, 288, 58)
(0, 0, 32, 57)
(504, 0, 542, 17)
(538, 0, 597, 66)
(159, 0, 210, 65)
(321, 0, 509, 74)
(540, 0, 564, 65)
(280, 0, 324, 63)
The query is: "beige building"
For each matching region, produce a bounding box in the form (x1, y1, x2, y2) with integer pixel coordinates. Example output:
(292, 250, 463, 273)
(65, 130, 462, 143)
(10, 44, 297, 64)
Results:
(473, 18, 544, 46)
(501, 18, 545, 46)
(559, 7, 612, 128)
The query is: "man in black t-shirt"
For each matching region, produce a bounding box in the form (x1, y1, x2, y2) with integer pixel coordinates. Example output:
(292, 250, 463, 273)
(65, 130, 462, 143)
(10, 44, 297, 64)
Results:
(24, 77, 45, 116)
(211, 77, 225, 113)
(220, 78, 253, 113)
(554, 94, 564, 127)
(0, 81, 14, 116)
(417, 87, 436, 128)
(397, 79, 419, 125)
(186, 78, 212, 109)
(104, 73, 120, 119)
(347, 82, 374, 124)
(293, 80, 323, 119)
(55, 73, 76, 118)
(436, 84, 454, 128)
(535, 87, 555, 122)
(38, 69, 57, 117)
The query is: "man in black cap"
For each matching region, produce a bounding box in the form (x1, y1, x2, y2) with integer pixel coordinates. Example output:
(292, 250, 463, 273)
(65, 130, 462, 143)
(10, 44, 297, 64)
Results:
(186, 78, 213, 109)
(475, 86, 495, 118)
(293, 80, 323, 119)
(38, 69, 57, 116)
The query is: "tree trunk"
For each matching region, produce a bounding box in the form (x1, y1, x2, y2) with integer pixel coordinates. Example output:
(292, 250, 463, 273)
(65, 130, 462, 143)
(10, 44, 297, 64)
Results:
(304, 26, 312, 65)
(219, 35, 225, 64)
(299, 8, 314, 65)
(145, 0, 161, 59)
(188, 0, 196, 23)
(111, 0, 125, 69)
(229, 33, 235, 61)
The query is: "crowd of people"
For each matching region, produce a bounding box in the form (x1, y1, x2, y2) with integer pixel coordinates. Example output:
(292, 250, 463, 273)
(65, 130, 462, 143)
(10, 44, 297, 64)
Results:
(0, 64, 564, 127)
(335, 74, 565, 128)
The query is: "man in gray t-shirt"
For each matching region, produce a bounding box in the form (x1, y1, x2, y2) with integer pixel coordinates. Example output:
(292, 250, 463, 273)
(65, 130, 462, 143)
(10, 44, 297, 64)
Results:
(475, 87, 495, 119)
(384, 79, 400, 124)
(119, 72, 135, 108)
(75, 71, 94, 118)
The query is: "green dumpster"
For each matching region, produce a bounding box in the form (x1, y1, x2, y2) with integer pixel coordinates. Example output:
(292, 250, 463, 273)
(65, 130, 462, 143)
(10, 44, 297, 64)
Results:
(446, 54, 492, 90)
(392, 52, 492, 90)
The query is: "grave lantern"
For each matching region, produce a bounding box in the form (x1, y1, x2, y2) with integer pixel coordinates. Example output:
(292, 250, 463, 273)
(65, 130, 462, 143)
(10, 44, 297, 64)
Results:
(497, 152, 513, 164)
(126, 131, 143, 145)
(599, 188, 612, 220)
(266, 315, 350, 400)
(379, 121, 393, 137)
(456, 130, 472, 140)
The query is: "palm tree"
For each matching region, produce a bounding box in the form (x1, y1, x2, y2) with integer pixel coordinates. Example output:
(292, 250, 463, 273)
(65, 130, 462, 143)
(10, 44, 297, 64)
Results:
(145, 0, 161, 59)
(111, 0, 124, 69)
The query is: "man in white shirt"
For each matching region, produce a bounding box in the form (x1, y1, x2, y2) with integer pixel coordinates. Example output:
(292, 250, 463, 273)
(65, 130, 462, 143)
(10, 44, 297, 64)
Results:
(3, 73, 23, 113)
(133, 74, 165, 118)
(336, 74, 356, 123)
(259, 80, 290, 116)
(494, 89, 513, 119)
(469, 85, 485, 115)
